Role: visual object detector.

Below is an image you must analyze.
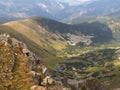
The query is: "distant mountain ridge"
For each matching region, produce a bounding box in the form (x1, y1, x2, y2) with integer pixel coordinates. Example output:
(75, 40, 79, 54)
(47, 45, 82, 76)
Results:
(63, 0, 120, 23)
(0, 0, 120, 23)
(0, 0, 66, 23)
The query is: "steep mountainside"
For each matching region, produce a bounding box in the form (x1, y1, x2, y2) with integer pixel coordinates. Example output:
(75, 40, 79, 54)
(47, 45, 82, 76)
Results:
(1, 16, 113, 45)
(0, 26, 61, 69)
(0, 16, 113, 67)
(68, 16, 120, 43)
(93, 17, 120, 42)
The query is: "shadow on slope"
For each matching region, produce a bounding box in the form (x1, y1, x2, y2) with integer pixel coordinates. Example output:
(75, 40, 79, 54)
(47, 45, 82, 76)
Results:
(30, 16, 113, 44)
(75, 22, 113, 44)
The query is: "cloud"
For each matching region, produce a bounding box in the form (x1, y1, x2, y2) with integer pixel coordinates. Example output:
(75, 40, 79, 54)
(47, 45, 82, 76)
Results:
(57, 0, 95, 6)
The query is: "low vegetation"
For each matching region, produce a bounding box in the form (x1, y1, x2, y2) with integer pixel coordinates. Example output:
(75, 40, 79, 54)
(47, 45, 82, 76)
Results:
(0, 37, 34, 90)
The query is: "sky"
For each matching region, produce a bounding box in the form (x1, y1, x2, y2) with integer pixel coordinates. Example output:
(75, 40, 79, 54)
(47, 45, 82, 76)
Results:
(57, 0, 95, 6)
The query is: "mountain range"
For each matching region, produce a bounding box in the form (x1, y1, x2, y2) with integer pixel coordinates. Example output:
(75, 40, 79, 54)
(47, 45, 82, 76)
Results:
(0, 0, 120, 23)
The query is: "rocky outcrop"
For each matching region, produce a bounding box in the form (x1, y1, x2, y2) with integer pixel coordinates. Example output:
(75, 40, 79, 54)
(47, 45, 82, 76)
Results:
(62, 33, 93, 46)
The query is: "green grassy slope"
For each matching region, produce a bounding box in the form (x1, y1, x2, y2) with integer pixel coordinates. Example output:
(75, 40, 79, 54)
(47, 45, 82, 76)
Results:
(0, 24, 63, 69)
